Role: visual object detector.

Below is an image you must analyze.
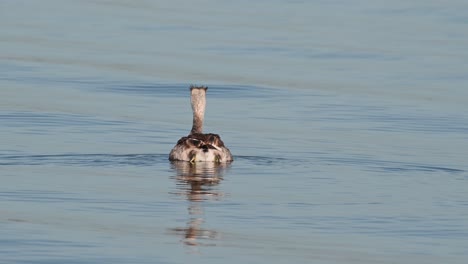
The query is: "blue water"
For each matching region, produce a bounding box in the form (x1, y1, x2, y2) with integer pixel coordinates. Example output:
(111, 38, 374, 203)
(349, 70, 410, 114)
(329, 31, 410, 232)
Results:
(1, 1, 468, 263)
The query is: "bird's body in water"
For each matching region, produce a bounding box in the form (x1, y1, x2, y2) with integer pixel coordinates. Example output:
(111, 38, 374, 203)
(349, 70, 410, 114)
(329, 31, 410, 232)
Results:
(169, 86, 233, 163)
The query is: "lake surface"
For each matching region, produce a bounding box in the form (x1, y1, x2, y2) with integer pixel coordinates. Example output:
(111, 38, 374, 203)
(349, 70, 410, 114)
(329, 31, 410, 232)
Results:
(1, 1, 468, 263)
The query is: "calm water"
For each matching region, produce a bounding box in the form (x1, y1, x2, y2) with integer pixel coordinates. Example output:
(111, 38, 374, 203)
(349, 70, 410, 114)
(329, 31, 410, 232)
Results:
(1, 1, 468, 263)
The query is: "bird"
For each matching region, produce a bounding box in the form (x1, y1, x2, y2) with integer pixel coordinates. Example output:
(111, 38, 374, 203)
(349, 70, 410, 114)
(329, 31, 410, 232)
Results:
(169, 85, 233, 163)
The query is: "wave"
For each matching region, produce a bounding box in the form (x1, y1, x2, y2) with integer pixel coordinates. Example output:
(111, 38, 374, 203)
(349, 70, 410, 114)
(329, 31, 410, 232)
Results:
(0, 153, 168, 167)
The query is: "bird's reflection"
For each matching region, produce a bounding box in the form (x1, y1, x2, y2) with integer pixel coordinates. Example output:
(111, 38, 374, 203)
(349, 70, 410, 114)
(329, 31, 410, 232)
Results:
(168, 161, 230, 249)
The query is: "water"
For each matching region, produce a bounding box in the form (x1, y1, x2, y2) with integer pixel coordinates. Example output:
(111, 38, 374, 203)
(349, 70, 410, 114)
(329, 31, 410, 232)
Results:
(1, 0, 468, 263)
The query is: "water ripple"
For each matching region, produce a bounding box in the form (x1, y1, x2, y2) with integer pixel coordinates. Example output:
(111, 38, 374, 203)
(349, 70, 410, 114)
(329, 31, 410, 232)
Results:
(0, 152, 306, 168)
(0, 153, 168, 167)
(0, 112, 130, 128)
(101, 83, 282, 99)
(319, 155, 465, 174)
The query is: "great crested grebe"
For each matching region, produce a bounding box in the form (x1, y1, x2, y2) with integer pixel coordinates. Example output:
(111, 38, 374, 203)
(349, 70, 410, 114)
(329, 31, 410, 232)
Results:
(169, 85, 233, 163)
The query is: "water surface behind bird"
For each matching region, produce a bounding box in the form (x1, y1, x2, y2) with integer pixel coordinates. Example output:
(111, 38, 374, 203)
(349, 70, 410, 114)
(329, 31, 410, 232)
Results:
(1, 1, 468, 263)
